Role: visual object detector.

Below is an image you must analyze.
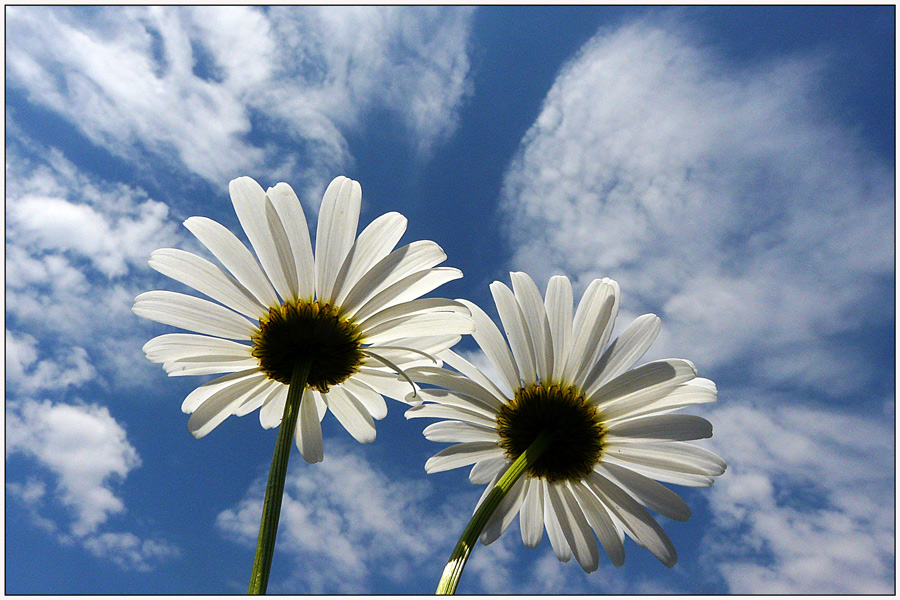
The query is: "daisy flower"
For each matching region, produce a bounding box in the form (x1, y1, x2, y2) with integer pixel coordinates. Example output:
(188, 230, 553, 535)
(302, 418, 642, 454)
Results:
(406, 272, 725, 589)
(134, 175, 472, 463)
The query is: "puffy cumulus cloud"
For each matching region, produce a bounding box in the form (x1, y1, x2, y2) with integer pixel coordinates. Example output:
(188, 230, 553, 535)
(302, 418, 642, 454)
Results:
(6, 145, 179, 389)
(216, 441, 456, 593)
(6, 6, 474, 189)
(7, 399, 141, 536)
(6, 330, 96, 394)
(700, 399, 894, 593)
(6, 398, 179, 571)
(498, 18, 892, 397)
(82, 532, 181, 572)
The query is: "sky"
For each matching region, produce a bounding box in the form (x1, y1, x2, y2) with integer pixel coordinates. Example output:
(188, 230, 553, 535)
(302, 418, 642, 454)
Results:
(4, 5, 895, 595)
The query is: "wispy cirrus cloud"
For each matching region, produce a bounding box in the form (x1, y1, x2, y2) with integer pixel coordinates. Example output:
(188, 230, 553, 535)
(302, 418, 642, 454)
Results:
(703, 399, 894, 593)
(6, 6, 474, 195)
(498, 17, 892, 398)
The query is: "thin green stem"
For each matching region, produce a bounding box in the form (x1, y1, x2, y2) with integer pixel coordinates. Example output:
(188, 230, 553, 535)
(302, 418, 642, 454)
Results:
(435, 430, 555, 595)
(248, 361, 310, 595)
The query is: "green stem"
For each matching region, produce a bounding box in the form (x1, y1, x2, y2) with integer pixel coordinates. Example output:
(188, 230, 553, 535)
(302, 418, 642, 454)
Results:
(435, 430, 555, 595)
(248, 361, 310, 595)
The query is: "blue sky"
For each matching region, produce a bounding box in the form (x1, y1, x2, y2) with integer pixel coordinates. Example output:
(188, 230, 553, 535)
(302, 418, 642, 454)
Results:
(5, 5, 894, 594)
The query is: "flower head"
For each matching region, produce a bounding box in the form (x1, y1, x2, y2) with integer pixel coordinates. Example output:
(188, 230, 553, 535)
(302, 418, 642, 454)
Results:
(134, 176, 472, 463)
(407, 272, 725, 571)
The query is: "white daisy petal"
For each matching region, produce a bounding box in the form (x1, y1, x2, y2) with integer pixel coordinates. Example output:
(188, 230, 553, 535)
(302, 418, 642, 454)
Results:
(149, 248, 266, 318)
(234, 380, 282, 417)
(340, 377, 388, 420)
(229, 176, 294, 302)
(413, 389, 497, 421)
(480, 477, 527, 545)
(360, 346, 437, 368)
(563, 278, 618, 387)
(259, 385, 288, 429)
(187, 373, 270, 439)
(351, 267, 463, 323)
(469, 456, 509, 484)
(183, 216, 279, 308)
(266, 182, 315, 300)
(316, 176, 362, 303)
(143, 333, 252, 363)
(341, 241, 447, 317)
(590, 359, 697, 409)
(545, 275, 574, 381)
(510, 272, 555, 383)
(520, 478, 545, 548)
(602, 452, 716, 487)
(357, 298, 468, 334)
(324, 386, 376, 444)
(424, 441, 506, 473)
(379, 334, 462, 357)
(180, 369, 263, 413)
(296, 387, 324, 463)
(542, 479, 573, 562)
(491, 281, 537, 384)
(361, 349, 418, 398)
(602, 378, 717, 424)
(555, 482, 601, 572)
(422, 420, 499, 443)
(586, 471, 677, 567)
(263, 196, 301, 301)
(459, 299, 521, 393)
(362, 312, 473, 346)
(606, 414, 713, 443)
(604, 442, 727, 477)
(569, 480, 626, 567)
(597, 462, 691, 521)
(406, 367, 503, 413)
(584, 314, 662, 396)
(133, 291, 258, 340)
(355, 367, 418, 402)
(163, 355, 260, 376)
(439, 349, 510, 405)
(332, 212, 407, 305)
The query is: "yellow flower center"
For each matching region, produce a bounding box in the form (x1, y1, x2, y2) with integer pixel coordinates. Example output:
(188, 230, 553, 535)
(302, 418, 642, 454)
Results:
(251, 300, 364, 392)
(496, 383, 605, 483)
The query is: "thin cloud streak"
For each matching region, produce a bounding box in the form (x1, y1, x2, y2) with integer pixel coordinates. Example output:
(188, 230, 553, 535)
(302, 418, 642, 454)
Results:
(6, 6, 474, 194)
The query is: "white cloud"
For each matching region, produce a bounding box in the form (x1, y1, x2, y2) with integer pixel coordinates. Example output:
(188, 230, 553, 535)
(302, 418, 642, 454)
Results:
(7, 399, 141, 536)
(498, 18, 892, 397)
(6, 329, 96, 394)
(216, 441, 455, 593)
(6, 399, 179, 571)
(6, 145, 179, 390)
(701, 399, 894, 593)
(6, 6, 474, 188)
(81, 532, 181, 572)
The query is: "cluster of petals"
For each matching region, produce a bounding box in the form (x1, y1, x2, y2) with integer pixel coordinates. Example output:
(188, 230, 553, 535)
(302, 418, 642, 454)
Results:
(405, 272, 726, 570)
(134, 176, 473, 463)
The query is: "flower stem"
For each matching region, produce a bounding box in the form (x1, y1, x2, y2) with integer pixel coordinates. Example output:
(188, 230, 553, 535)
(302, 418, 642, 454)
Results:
(435, 430, 555, 595)
(248, 361, 310, 595)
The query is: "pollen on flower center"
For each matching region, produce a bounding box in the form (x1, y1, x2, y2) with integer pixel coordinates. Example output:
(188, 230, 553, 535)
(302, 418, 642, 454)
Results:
(496, 383, 605, 484)
(251, 300, 364, 392)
